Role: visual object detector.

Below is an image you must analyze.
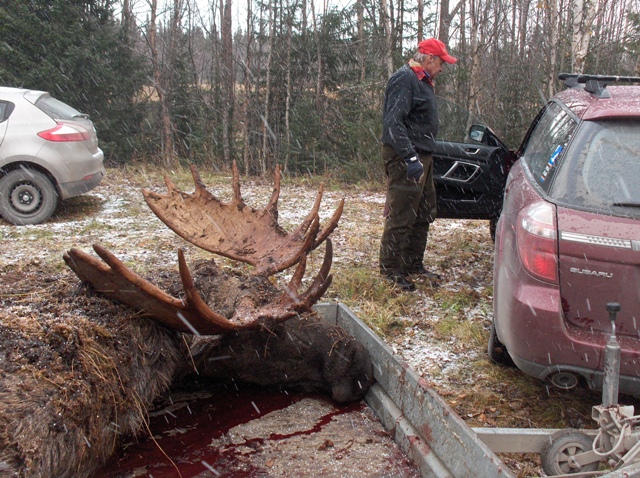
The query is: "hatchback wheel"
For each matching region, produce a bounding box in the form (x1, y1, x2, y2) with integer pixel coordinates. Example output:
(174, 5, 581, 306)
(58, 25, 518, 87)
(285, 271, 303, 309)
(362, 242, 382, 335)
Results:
(489, 216, 498, 242)
(488, 322, 514, 366)
(0, 169, 58, 225)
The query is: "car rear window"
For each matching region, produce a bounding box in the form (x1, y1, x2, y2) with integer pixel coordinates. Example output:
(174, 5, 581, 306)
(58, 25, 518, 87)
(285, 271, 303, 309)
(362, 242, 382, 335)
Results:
(551, 120, 640, 219)
(35, 95, 85, 121)
(0, 101, 14, 122)
(521, 102, 577, 193)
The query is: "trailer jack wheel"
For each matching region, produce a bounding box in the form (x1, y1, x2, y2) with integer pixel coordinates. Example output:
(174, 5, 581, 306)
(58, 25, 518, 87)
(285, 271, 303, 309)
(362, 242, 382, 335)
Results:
(541, 430, 599, 476)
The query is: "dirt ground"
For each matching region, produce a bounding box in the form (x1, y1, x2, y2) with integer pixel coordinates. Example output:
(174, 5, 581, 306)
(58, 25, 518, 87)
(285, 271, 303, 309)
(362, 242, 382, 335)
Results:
(3, 166, 639, 477)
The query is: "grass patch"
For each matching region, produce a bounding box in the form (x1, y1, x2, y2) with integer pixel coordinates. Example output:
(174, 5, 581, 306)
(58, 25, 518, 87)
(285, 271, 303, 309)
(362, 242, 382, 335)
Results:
(433, 316, 486, 350)
(330, 266, 420, 338)
(433, 287, 481, 314)
(331, 267, 390, 303)
(79, 219, 114, 235)
(12, 228, 55, 241)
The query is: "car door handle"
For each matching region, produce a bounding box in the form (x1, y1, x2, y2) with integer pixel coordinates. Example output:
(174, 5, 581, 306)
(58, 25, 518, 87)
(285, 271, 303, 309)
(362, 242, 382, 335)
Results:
(465, 148, 480, 155)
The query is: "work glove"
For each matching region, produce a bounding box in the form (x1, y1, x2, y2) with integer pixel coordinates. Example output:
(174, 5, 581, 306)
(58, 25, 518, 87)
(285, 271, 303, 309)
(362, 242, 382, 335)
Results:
(404, 156, 424, 181)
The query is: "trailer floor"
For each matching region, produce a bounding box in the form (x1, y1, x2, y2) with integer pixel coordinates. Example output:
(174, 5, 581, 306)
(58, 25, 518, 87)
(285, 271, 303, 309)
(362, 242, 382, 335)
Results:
(97, 381, 419, 477)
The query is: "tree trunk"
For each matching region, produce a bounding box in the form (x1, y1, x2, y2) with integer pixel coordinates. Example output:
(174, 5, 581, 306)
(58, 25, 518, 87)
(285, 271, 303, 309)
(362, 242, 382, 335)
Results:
(284, 11, 293, 173)
(221, 0, 234, 165)
(148, 0, 175, 166)
(466, 0, 481, 132)
(547, 0, 559, 98)
(381, 0, 393, 77)
(417, 0, 424, 41)
(572, 0, 597, 73)
(261, 0, 276, 176)
(438, 0, 450, 43)
(357, 0, 365, 163)
(311, 0, 324, 111)
(242, 0, 254, 176)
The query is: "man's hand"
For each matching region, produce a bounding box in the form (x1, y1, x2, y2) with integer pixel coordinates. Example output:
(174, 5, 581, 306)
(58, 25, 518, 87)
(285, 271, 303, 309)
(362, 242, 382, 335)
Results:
(404, 156, 424, 181)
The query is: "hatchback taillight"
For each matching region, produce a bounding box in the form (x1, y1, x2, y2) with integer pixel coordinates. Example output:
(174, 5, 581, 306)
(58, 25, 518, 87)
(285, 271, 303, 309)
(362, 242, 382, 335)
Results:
(38, 122, 90, 142)
(517, 201, 558, 283)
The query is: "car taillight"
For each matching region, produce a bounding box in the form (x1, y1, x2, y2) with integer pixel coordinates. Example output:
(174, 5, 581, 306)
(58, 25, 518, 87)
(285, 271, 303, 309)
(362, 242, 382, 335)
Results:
(517, 201, 558, 283)
(38, 122, 90, 142)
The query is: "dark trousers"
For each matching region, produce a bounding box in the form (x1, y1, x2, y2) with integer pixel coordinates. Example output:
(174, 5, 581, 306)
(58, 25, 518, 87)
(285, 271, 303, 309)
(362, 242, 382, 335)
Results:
(379, 145, 437, 276)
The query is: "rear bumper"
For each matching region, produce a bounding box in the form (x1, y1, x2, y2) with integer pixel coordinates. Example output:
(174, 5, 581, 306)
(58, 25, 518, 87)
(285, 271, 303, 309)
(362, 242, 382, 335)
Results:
(510, 352, 640, 398)
(59, 167, 105, 199)
(496, 275, 640, 398)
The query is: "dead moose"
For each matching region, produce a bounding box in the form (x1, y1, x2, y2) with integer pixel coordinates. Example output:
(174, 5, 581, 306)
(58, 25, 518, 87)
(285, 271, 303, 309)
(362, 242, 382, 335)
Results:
(0, 163, 373, 477)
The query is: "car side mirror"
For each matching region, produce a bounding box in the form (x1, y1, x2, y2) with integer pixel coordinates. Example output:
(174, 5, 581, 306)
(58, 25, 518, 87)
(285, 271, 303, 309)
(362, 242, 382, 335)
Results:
(469, 125, 487, 144)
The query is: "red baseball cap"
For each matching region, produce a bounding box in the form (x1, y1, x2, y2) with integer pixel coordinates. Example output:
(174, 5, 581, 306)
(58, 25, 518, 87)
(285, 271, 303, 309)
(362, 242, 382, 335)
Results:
(418, 38, 457, 64)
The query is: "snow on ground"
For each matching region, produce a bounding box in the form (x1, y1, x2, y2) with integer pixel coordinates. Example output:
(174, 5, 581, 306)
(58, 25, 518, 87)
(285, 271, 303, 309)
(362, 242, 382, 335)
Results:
(0, 168, 493, 389)
(5, 167, 600, 476)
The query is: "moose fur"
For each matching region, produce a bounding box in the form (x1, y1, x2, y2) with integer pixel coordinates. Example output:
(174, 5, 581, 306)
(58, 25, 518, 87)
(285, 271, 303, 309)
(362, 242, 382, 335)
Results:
(0, 164, 374, 477)
(0, 262, 373, 477)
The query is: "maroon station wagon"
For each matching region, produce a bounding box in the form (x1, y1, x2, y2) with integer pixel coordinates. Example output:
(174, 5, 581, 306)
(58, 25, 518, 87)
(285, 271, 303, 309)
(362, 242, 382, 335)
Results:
(491, 74, 640, 397)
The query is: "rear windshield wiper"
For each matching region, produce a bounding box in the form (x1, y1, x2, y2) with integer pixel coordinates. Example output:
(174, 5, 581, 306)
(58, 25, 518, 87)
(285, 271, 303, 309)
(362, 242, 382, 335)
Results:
(72, 113, 90, 120)
(612, 202, 640, 208)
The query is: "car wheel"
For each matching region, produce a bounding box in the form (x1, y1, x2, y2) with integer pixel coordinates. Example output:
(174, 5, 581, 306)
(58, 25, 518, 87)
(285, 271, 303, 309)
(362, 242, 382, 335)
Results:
(487, 322, 514, 366)
(541, 429, 599, 476)
(489, 216, 498, 242)
(0, 169, 58, 225)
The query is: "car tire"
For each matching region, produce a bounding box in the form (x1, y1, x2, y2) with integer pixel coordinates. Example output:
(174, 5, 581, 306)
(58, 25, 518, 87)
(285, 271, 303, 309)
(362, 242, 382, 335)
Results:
(489, 216, 498, 242)
(0, 169, 58, 225)
(487, 322, 514, 366)
(541, 429, 599, 476)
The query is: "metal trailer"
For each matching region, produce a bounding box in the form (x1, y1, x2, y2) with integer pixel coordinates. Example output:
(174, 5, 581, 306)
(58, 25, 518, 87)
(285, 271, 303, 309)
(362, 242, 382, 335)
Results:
(316, 302, 640, 478)
(316, 302, 513, 478)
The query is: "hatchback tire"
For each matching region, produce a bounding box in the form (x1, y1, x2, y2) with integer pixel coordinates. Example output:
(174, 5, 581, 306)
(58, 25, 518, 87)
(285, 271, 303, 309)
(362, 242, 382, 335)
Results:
(0, 169, 58, 225)
(489, 216, 498, 242)
(488, 322, 514, 366)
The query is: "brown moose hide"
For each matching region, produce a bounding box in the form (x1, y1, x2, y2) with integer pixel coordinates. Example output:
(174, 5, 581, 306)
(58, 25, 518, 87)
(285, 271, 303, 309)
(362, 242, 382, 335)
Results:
(0, 165, 374, 477)
(0, 261, 373, 477)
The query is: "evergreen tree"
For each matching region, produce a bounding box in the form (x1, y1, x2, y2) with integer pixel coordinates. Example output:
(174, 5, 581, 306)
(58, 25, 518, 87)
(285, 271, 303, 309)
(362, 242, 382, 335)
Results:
(0, 0, 148, 162)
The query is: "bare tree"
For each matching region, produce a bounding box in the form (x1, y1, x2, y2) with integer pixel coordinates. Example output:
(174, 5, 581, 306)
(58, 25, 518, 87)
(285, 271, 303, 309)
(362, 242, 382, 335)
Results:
(241, 0, 254, 175)
(261, 0, 276, 175)
(572, 0, 598, 72)
(381, 0, 394, 76)
(148, 0, 175, 166)
(284, 5, 294, 172)
(220, 0, 234, 164)
(417, 0, 424, 40)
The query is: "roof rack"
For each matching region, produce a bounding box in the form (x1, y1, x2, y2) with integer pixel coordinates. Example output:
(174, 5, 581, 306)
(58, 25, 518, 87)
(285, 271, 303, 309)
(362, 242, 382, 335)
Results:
(558, 73, 640, 99)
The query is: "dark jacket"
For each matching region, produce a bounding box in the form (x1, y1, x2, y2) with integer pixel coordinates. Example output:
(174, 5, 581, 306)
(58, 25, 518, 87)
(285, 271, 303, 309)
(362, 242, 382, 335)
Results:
(381, 64, 439, 159)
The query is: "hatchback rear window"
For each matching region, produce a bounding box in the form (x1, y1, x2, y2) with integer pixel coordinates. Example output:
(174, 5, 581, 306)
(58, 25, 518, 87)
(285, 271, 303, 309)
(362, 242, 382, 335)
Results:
(35, 95, 85, 121)
(0, 101, 14, 122)
(551, 120, 640, 219)
(521, 102, 577, 193)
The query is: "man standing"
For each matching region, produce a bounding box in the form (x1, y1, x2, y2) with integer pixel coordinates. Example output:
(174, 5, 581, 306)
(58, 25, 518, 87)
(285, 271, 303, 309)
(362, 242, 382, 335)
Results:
(379, 38, 457, 291)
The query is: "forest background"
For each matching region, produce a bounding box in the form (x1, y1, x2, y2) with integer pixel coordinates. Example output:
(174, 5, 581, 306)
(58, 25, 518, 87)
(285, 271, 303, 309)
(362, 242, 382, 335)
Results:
(1, 0, 639, 181)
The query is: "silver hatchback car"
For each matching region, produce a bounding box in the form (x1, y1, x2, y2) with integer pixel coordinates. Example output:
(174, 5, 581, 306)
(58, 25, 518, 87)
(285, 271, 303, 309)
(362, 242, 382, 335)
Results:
(0, 87, 105, 225)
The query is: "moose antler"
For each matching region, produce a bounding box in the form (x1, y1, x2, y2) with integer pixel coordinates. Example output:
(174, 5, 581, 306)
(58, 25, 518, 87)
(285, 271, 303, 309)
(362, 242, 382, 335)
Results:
(63, 241, 333, 335)
(142, 162, 343, 276)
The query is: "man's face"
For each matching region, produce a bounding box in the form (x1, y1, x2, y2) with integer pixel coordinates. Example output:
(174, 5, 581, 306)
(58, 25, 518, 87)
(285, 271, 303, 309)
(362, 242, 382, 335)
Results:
(421, 55, 446, 78)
